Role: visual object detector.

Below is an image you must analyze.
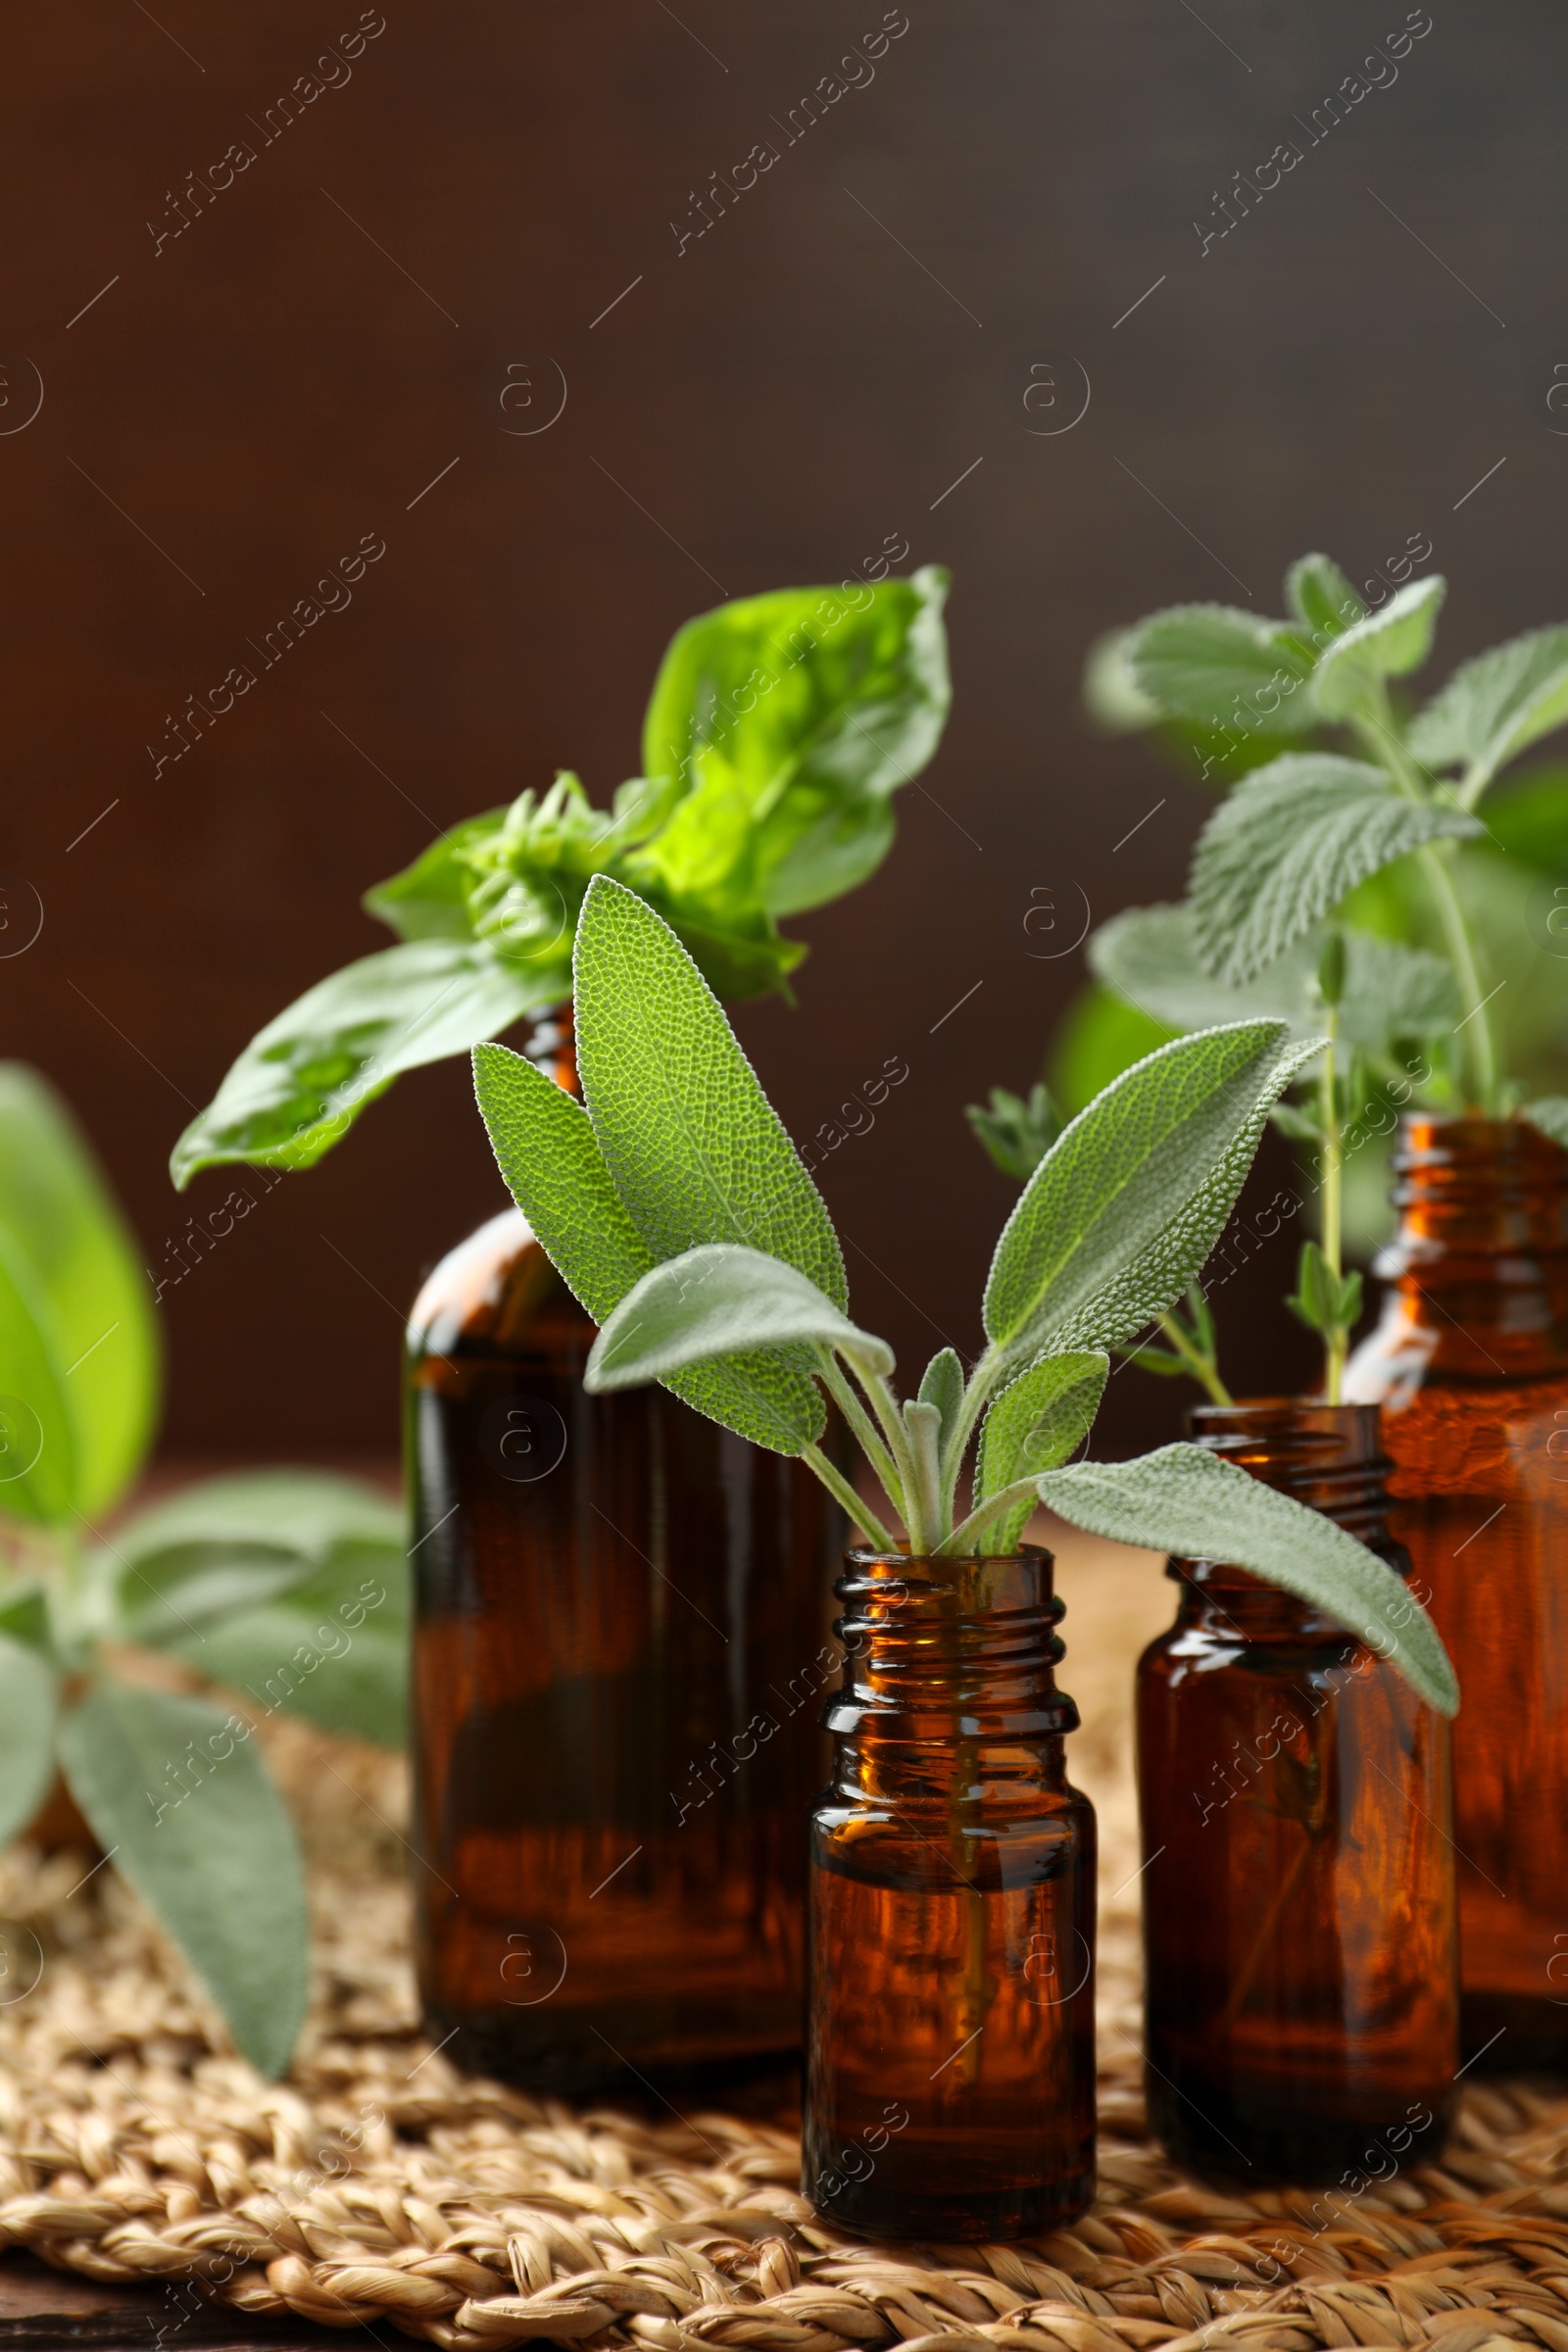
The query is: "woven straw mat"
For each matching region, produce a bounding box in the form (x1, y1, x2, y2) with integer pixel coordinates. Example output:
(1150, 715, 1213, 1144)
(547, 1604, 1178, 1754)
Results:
(0, 1540, 1563, 2352)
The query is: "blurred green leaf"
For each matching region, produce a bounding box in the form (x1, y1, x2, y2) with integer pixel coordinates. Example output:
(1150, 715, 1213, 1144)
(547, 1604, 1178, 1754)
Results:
(1311, 576, 1446, 718)
(58, 1678, 309, 2077)
(167, 1547, 408, 1745)
(1284, 555, 1366, 641)
(363, 809, 508, 941)
(0, 1222, 75, 1528)
(965, 1083, 1063, 1181)
(1126, 605, 1317, 733)
(1477, 768, 1568, 874)
(1047, 984, 1176, 1116)
(0, 1068, 159, 1522)
(0, 1636, 58, 1848)
(1408, 627, 1568, 789)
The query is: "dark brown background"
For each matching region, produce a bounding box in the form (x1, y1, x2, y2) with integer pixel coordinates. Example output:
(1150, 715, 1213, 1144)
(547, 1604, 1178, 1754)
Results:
(4, 0, 1560, 1462)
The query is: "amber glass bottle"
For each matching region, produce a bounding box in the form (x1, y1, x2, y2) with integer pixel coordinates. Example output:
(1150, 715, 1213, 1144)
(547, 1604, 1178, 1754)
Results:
(804, 1545, 1096, 2241)
(1137, 1400, 1458, 2182)
(1347, 1114, 1568, 2067)
(406, 1009, 844, 2094)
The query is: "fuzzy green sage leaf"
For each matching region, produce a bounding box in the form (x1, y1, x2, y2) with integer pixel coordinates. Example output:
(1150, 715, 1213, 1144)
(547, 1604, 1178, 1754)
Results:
(587, 1244, 893, 1393)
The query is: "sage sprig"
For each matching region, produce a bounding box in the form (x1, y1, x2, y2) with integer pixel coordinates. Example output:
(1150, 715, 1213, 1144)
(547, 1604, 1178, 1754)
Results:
(472, 876, 1458, 1716)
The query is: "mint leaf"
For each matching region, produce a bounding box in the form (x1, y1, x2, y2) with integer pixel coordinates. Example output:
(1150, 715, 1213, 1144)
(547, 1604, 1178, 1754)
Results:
(58, 1679, 310, 2076)
(975, 1349, 1107, 1552)
(0, 1636, 57, 1847)
(1311, 576, 1446, 719)
(640, 568, 952, 918)
(0, 1066, 160, 1520)
(1036, 1444, 1457, 1716)
(1407, 626, 1568, 790)
(573, 876, 848, 1303)
(472, 1040, 824, 1452)
(1190, 754, 1483, 984)
(362, 809, 508, 941)
(1284, 555, 1366, 641)
(1126, 605, 1317, 734)
(171, 940, 556, 1186)
(587, 1244, 892, 1395)
(983, 1021, 1320, 1361)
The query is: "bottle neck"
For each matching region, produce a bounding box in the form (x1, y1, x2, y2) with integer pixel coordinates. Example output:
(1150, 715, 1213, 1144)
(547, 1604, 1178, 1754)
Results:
(1173, 1399, 1400, 1641)
(825, 1547, 1078, 1803)
(1370, 1113, 1568, 1379)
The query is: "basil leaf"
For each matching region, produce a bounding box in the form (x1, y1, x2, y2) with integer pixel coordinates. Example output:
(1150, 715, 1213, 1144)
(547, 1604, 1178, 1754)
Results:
(0, 1218, 76, 1527)
(171, 939, 558, 1186)
(640, 568, 952, 917)
(1311, 576, 1446, 718)
(976, 1349, 1107, 1553)
(1125, 605, 1317, 734)
(471, 1040, 825, 1453)
(1408, 628, 1568, 790)
(0, 1067, 159, 1521)
(588, 1244, 891, 1395)
(574, 876, 848, 1302)
(362, 808, 508, 941)
(1189, 754, 1483, 985)
(983, 1021, 1320, 1362)
(58, 1678, 310, 2076)
(1037, 1444, 1457, 1716)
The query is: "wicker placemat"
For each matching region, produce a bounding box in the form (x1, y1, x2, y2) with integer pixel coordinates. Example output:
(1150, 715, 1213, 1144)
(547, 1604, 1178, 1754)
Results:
(1, 1570, 1565, 2352)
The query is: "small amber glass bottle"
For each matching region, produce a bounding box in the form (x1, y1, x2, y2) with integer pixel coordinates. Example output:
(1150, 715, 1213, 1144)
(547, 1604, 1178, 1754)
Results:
(804, 1545, 1096, 2241)
(406, 1010, 844, 2093)
(1348, 1114, 1568, 2067)
(1137, 1400, 1458, 2182)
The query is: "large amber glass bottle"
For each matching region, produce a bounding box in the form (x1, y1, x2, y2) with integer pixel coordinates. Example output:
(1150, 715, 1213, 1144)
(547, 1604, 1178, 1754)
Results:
(804, 1544, 1096, 2241)
(406, 1010, 844, 2093)
(1347, 1114, 1568, 2067)
(1137, 1401, 1458, 2181)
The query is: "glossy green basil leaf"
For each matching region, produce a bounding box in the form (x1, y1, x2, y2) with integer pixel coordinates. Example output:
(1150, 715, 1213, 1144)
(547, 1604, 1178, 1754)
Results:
(640, 568, 952, 917)
(58, 1678, 310, 2076)
(0, 1068, 159, 1522)
(171, 940, 557, 1186)
(362, 808, 508, 941)
(1037, 1444, 1457, 1715)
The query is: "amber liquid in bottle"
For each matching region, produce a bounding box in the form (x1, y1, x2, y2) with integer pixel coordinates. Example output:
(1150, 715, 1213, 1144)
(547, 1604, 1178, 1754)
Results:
(407, 1012, 844, 2093)
(804, 1545, 1096, 2241)
(1347, 1115, 1568, 2068)
(1138, 1401, 1458, 2181)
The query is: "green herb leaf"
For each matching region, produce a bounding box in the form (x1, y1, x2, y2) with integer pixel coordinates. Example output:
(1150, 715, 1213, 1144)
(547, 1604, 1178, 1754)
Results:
(1083, 628, 1165, 733)
(917, 1347, 966, 1461)
(1310, 576, 1446, 718)
(171, 941, 557, 1187)
(1091, 905, 1326, 1046)
(574, 876, 848, 1302)
(1525, 1098, 1568, 1149)
(1036, 1444, 1458, 1715)
(975, 1349, 1107, 1552)
(1284, 555, 1366, 641)
(362, 809, 509, 941)
(1407, 626, 1568, 790)
(640, 569, 952, 918)
(166, 1549, 408, 1745)
(983, 1022, 1321, 1362)
(0, 1069, 161, 1522)
(1126, 606, 1317, 734)
(471, 1040, 824, 1451)
(0, 1220, 75, 1528)
(102, 1471, 403, 1649)
(1189, 755, 1483, 984)
(587, 1244, 891, 1396)
(58, 1679, 310, 2075)
(1286, 1239, 1362, 1336)
(1475, 768, 1568, 873)
(965, 1084, 1063, 1181)
(0, 1636, 58, 1847)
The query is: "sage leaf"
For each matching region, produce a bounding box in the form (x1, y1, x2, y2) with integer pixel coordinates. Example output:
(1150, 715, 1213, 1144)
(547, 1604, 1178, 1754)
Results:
(1311, 575, 1446, 718)
(640, 568, 952, 918)
(0, 1068, 160, 1521)
(587, 1244, 892, 1394)
(965, 1084, 1063, 1181)
(1036, 1444, 1457, 1716)
(0, 1636, 58, 1848)
(362, 809, 508, 941)
(1284, 554, 1366, 641)
(171, 941, 557, 1187)
(1126, 606, 1317, 733)
(103, 1470, 403, 1649)
(1189, 755, 1483, 984)
(1525, 1098, 1568, 1149)
(573, 876, 848, 1303)
(976, 1349, 1107, 1553)
(58, 1679, 310, 2077)
(168, 1549, 409, 1746)
(1407, 625, 1568, 790)
(916, 1347, 966, 1459)
(983, 1022, 1321, 1363)
(472, 1041, 824, 1452)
